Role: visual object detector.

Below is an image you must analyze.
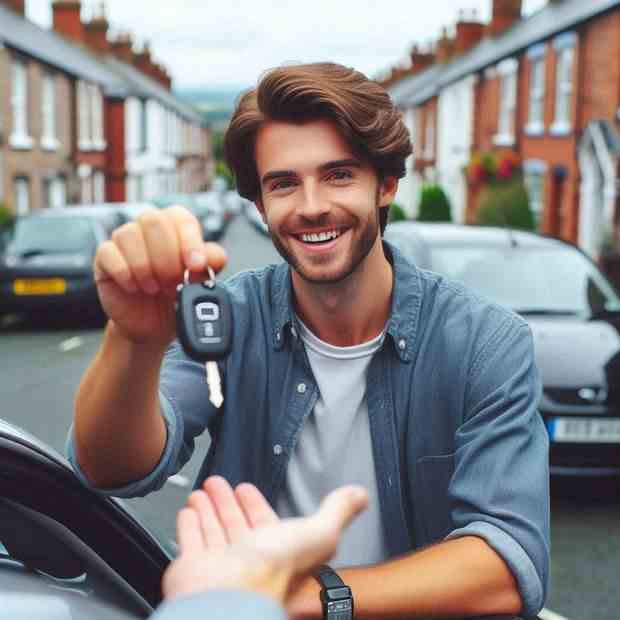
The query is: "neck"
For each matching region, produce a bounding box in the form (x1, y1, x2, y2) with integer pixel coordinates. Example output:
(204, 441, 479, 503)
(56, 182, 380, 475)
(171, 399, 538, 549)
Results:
(291, 238, 393, 347)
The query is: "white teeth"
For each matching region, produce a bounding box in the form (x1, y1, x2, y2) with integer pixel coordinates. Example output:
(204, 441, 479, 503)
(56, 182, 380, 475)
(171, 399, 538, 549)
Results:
(300, 230, 340, 243)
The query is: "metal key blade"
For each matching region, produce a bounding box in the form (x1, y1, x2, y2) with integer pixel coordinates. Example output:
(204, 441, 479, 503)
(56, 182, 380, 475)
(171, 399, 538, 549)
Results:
(206, 361, 224, 409)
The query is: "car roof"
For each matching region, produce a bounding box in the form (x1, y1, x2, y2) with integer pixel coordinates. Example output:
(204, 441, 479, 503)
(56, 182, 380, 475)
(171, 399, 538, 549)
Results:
(386, 222, 571, 250)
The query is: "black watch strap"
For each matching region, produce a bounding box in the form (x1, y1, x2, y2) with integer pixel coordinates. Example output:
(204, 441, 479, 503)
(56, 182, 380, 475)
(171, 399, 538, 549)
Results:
(316, 564, 346, 589)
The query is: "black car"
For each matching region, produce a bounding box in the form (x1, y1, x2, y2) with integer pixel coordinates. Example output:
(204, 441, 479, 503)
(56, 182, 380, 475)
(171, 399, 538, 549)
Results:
(385, 222, 620, 477)
(0, 417, 171, 618)
(0, 208, 123, 319)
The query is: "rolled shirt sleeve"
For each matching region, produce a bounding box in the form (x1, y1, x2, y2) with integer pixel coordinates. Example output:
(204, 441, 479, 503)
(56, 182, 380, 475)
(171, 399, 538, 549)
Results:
(447, 318, 550, 619)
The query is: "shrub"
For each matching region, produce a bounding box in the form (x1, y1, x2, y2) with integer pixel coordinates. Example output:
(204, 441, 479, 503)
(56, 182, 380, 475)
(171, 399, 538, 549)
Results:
(0, 203, 13, 228)
(215, 160, 236, 190)
(476, 178, 535, 231)
(388, 202, 407, 223)
(417, 184, 452, 222)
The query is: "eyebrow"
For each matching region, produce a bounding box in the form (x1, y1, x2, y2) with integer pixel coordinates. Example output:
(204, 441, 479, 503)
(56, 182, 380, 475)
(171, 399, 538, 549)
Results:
(261, 158, 362, 186)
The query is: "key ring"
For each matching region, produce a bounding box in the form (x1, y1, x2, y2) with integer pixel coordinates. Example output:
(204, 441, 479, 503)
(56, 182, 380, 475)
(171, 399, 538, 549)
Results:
(183, 266, 216, 289)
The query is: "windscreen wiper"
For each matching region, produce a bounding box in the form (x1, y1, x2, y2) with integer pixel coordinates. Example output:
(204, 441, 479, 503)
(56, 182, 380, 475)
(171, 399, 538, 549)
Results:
(513, 308, 579, 317)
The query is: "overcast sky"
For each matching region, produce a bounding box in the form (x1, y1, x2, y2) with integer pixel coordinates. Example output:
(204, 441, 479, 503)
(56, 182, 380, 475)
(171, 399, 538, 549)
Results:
(26, 0, 547, 90)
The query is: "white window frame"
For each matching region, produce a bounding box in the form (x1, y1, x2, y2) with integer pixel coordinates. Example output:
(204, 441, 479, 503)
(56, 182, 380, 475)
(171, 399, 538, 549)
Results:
(91, 85, 106, 150)
(45, 176, 66, 209)
(526, 48, 546, 135)
(552, 45, 575, 135)
(41, 73, 59, 151)
(93, 170, 105, 203)
(523, 160, 548, 229)
(10, 59, 33, 150)
(13, 177, 30, 215)
(423, 106, 435, 160)
(494, 58, 518, 146)
(78, 80, 93, 150)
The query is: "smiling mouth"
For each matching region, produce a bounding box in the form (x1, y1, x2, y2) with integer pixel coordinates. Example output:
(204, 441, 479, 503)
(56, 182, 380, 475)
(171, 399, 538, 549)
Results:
(295, 229, 343, 244)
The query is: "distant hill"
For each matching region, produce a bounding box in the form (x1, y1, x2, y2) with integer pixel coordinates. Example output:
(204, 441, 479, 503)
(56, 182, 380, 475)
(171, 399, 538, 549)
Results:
(176, 86, 248, 128)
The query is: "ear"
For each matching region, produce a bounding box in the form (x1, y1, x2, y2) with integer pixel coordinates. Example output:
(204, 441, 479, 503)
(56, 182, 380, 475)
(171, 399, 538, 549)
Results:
(378, 176, 399, 208)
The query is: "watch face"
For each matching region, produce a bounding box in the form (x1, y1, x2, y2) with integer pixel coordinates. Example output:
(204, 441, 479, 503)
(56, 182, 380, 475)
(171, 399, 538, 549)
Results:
(326, 599, 353, 620)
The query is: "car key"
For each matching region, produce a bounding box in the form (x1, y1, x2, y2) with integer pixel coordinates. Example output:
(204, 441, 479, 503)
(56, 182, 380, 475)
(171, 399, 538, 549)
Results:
(176, 267, 232, 409)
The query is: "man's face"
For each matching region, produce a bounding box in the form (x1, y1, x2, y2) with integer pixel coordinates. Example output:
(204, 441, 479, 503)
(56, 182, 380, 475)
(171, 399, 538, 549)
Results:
(254, 119, 395, 285)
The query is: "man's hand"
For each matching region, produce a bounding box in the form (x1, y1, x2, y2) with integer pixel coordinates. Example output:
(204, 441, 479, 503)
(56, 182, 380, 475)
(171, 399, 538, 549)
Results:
(162, 476, 368, 603)
(94, 206, 227, 346)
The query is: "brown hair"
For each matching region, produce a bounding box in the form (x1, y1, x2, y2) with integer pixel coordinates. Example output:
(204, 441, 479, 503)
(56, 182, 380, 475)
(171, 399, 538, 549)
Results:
(224, 62, 412, 234)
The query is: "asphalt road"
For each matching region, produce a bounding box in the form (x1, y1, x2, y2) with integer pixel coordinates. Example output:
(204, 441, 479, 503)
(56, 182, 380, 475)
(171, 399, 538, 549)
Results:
(0, 211, 618, 620)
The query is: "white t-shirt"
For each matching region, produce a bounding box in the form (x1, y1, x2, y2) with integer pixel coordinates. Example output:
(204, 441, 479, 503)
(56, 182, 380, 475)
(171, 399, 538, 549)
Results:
(276, 318, 389, 568)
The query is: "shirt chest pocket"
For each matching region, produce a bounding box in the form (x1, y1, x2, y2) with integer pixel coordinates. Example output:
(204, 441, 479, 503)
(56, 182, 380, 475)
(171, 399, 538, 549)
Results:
(414, 453, 456, 545)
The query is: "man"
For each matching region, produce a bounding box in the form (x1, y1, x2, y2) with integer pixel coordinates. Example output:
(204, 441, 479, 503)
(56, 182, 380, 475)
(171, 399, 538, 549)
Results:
(69, 62, 550, 619)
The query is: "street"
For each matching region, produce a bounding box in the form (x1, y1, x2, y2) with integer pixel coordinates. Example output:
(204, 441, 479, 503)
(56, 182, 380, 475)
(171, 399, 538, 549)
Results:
(0, 211, 618, 620)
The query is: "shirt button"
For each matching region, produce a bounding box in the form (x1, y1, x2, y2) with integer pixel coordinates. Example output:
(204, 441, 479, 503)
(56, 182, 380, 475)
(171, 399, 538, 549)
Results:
(297, 382, 307, 394)
(273, 444, 283, 456)
(276, 331, 281, 341)
(398, 339, 406, 350)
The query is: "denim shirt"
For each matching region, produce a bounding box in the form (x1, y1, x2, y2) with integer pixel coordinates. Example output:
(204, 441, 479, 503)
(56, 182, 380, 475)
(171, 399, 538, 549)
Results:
(68, 242, 550, 618)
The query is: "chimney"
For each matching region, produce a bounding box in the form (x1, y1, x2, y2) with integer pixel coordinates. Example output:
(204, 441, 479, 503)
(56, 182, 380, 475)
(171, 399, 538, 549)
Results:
(134, 43, 155, 78)
(111, 32, 134, 63)
(409, 45, 435, 75)
(436, 28, 455, 63)
(454, 10, 485, 55)
(488, 0, 522, 38)
(52, 0, 84, 44)
(0, 0, 25, 15)
(84, 4, 109, 54)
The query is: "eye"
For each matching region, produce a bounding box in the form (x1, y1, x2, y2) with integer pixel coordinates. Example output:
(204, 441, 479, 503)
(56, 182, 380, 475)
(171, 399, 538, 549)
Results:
(326, 169, 353, 183)
(270, 178, 297, 192)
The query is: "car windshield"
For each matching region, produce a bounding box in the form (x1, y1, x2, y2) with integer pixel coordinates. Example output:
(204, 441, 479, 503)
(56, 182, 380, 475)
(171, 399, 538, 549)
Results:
(6, 218, 95, 255)
(429, 242, 620, 317)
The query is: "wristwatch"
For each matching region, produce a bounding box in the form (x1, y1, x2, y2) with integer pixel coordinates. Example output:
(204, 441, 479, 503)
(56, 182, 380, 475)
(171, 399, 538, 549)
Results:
(314, 564, 354, 620)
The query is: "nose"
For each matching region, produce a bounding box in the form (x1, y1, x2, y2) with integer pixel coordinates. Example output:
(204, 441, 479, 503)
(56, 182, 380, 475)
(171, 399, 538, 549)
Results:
(298, 180, 330, 220)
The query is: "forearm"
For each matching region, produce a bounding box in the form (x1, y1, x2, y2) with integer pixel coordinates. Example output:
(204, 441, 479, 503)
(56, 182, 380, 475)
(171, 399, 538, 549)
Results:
(288, 536, 522, 619)
(73, 320, 168, 488)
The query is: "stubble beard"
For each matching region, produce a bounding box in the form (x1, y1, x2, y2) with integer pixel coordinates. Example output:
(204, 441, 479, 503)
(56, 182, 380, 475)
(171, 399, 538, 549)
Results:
(269, 203, 381, 285)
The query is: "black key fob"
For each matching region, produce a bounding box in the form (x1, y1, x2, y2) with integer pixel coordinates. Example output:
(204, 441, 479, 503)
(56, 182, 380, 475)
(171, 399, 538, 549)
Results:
(176, 269, 233, 362)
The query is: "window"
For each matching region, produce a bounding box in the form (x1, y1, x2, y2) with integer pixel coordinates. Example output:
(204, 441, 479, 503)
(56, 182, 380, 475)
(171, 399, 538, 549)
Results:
(93, 170, 105, 203)
(43, 176, 66, 209)
(524, 168, 546, 229)
(78, 81, 92, 149)
(494, 58, 518, 146)
(527, 56, 546, 134)
(140, 100, 148, 152)
(424, 107, 434, 159)
(553, 46, 574, 133)
(91, 85, 105, 149)
(13, 177, 30, 215)
(41, 73, 58, 150)
(10, 60, 32, 149)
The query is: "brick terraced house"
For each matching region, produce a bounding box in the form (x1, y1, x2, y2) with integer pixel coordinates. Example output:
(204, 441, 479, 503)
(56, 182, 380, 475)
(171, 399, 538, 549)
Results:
(386, 0, 620, 261)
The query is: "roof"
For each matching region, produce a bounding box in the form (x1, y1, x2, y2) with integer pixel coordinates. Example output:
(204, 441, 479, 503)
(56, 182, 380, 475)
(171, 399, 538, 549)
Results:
(389, 0, 620, 107)
(104, 56, 205, 124)
(0, 4, 124, 93)
(389, 64, 446, 108)
(0, 6, 204, 123)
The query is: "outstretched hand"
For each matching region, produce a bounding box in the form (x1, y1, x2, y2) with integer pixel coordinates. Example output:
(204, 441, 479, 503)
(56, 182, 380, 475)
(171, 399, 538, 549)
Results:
(162, 476, 368, 603)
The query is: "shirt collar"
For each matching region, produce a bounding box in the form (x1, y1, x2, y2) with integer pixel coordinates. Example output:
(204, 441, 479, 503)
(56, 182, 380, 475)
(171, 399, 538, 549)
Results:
(270, 240, 422, 362)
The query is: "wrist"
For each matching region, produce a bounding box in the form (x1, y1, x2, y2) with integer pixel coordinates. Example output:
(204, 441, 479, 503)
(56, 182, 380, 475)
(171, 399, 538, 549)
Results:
(107, 319, 171, 355)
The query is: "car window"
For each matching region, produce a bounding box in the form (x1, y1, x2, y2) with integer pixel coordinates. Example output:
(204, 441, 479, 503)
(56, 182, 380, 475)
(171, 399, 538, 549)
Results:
(6, 218, 96, 255)
(430, 243, 620, 316)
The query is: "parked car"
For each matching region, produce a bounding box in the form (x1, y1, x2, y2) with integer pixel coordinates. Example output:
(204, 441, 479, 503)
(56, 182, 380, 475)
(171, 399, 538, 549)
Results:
(385, 222, 620, 477)
(193, 192, 229, 240)
(0, 417, 171, 618)
(0, 208, 123, 319)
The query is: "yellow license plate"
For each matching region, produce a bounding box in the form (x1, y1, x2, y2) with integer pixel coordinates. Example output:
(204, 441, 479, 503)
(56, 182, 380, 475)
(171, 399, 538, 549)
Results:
(13, 278, 67, 295)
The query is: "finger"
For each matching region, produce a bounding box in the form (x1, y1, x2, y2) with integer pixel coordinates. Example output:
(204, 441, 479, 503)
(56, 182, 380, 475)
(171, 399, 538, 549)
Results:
(186, 490, 227, 549)
(202, 242, 228, 274)
(111, 223, 159, 295)
(316, 486, 368, 534)
(176, 507, 203, 554)
(168, 205, 208, 272)
(203, 476, 251, 543)
(93, 240, 138, 294)
(235, 483, 279, 529)
(139, 208, 183, 288)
